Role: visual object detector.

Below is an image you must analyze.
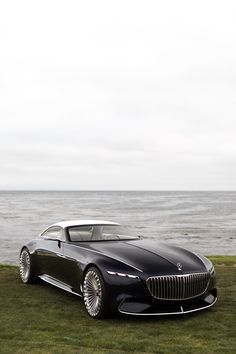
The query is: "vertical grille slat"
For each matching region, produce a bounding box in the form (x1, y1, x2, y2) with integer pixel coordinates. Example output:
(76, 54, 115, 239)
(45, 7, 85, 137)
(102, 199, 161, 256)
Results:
(146, 272, 210, 300)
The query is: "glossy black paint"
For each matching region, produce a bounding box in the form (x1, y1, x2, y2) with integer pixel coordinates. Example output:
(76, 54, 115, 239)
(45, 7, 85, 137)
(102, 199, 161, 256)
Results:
(21, 227, 217, 315)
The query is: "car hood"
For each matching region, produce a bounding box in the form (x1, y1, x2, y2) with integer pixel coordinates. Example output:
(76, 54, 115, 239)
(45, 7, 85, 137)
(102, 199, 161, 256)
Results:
(78, 239, 207, 275)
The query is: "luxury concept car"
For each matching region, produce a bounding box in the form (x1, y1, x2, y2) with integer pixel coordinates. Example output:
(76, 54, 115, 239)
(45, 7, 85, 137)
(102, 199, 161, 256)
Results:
(19, 220, 217, 318)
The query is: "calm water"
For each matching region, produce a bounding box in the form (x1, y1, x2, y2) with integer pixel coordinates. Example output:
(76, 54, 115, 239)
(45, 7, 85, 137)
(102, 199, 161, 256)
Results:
(0, 191, 235, 265)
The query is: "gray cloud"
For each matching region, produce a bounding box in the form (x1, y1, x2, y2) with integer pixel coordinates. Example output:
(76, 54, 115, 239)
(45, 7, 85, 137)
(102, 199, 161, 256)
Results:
(0, 0, 236, 190)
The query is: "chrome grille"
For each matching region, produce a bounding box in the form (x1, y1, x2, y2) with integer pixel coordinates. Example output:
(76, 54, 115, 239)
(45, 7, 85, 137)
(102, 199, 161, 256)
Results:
(146, 273, 210, 300)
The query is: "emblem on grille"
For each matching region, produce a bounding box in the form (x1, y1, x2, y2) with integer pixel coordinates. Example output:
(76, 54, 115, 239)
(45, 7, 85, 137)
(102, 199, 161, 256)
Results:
(177, 262, 183, 271)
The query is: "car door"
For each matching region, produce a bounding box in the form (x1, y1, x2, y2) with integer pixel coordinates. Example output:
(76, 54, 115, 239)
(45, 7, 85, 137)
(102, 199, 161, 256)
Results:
(57, 226, 93, 291)
(39, 226, 65, 280)
(59, 241, 85, 291)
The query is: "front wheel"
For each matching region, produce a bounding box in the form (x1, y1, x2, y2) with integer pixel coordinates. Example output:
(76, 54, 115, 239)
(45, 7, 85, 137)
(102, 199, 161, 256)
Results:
(83, 267, 109, 319)
(19, 248, 36, 284)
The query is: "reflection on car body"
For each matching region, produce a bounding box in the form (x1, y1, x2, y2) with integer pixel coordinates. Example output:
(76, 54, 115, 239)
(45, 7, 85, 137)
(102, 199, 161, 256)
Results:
(19, 220, 217, 318)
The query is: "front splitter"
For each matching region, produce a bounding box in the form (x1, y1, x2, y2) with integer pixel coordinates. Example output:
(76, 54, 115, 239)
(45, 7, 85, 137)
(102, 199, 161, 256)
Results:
(118, 295, 217, 316)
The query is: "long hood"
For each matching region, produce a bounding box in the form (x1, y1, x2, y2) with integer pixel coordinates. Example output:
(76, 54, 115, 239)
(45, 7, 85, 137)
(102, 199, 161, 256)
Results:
(78, 239, 207, 275)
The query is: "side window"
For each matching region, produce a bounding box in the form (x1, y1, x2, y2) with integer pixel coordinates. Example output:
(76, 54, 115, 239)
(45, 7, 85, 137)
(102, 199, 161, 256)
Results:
(68, 226, 93, 241)
(41, 226, 63, 240)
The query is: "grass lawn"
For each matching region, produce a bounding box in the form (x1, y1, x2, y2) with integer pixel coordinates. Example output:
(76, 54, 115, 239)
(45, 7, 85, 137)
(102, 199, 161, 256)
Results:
(0, 256, 235, 354)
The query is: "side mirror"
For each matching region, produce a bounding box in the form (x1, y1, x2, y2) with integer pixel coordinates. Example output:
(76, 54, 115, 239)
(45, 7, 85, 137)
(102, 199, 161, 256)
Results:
(58, 240, 61, 248)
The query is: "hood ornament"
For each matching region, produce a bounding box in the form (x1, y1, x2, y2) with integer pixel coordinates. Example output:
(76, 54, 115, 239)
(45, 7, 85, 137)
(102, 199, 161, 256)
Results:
(177, 262, 183, 271)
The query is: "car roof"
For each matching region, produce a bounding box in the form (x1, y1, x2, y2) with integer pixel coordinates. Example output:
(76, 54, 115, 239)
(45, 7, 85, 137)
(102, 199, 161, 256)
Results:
(48, 219, 120, 229)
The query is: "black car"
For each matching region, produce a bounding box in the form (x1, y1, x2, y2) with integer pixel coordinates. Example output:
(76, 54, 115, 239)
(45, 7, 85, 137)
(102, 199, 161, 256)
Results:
(19, 220, 217, 318)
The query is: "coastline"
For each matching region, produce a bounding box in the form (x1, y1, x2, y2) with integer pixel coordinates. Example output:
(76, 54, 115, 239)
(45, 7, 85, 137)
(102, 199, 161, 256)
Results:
(1, 191, 236, 264)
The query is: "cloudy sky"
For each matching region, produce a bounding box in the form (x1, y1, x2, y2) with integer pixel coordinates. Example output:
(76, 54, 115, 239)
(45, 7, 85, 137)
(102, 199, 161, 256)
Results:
(1, 1, 236, 190)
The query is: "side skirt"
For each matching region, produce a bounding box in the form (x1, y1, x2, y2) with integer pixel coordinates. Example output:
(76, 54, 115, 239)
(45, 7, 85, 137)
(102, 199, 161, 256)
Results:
(39, 274, 82, 298)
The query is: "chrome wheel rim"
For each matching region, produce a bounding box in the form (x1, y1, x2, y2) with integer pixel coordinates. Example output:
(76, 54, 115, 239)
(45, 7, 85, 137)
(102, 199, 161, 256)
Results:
(83, 270, 102, 317)
(19, 250, 30, 282)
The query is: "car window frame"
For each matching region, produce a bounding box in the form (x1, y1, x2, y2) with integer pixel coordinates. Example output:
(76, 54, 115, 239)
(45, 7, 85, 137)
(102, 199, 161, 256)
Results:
(41, 226, 65, 241)
(66, 224, 139, 242)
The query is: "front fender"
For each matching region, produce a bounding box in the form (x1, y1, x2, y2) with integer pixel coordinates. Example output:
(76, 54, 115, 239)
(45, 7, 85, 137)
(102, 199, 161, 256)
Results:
(88, 258, 149, 310)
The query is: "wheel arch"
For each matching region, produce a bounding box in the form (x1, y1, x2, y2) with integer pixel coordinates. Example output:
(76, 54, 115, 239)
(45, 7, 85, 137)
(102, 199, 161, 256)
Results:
(19, 245, 29, 256)
(82, 263, 103, 282)
(19, 240, 37, 257)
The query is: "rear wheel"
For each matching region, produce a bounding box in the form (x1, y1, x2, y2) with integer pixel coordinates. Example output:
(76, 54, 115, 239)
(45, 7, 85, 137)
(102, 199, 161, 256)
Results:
(19, 248, 36, 284)
(83, 267, 109, 319)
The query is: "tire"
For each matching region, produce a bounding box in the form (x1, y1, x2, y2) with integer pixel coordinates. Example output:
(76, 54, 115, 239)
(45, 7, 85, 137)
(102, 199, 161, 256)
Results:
(19, 248, 36, 284)
(83, 267, 109, 319)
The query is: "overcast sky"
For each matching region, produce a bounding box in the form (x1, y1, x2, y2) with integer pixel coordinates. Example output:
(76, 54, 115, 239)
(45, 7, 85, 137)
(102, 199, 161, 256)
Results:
(1, 1, 236, 190)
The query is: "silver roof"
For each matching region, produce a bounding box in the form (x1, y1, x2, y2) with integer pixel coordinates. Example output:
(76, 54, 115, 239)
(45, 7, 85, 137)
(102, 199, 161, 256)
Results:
(50, 219, 120, 229)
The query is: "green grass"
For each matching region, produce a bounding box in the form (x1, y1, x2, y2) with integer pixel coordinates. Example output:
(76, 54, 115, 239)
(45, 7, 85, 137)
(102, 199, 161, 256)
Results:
(208, 256, 236, 266)
(0, 257, 235, 354)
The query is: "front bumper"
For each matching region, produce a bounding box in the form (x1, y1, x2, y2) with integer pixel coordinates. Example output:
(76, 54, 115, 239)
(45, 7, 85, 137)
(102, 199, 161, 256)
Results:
(118, 289, 217, 316)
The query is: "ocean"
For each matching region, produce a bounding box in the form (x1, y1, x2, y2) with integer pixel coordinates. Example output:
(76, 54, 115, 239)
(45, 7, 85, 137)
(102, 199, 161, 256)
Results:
(0, 191, 235, 265)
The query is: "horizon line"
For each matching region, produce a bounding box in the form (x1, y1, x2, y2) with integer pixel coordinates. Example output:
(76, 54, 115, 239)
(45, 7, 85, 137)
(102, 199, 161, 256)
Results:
(0, 189, 235, 192)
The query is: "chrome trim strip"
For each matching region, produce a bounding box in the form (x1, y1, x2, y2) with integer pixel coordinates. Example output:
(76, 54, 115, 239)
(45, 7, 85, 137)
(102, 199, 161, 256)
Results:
(147, 271, 210, 278)
(39, 274, 82, 297)
(57, 253, 66, 258)
(118, 297, 217, 316)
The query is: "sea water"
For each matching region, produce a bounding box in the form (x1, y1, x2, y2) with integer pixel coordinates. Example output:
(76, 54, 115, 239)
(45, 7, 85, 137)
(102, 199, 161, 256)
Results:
(0, 191, 235, 264)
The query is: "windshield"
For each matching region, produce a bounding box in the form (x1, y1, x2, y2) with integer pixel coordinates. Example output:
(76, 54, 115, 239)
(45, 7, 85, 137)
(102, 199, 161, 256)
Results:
(67, 225, 139, 242)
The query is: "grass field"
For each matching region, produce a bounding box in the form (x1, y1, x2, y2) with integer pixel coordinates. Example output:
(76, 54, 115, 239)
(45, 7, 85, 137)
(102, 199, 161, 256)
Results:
(0, 256, 235, 354)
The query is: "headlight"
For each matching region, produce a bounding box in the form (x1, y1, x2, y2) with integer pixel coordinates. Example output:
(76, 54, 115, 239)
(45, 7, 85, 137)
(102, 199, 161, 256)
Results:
(209, 265, 215, 276)
(107, 271, 139, 279)
(195, 253, 214, 273)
